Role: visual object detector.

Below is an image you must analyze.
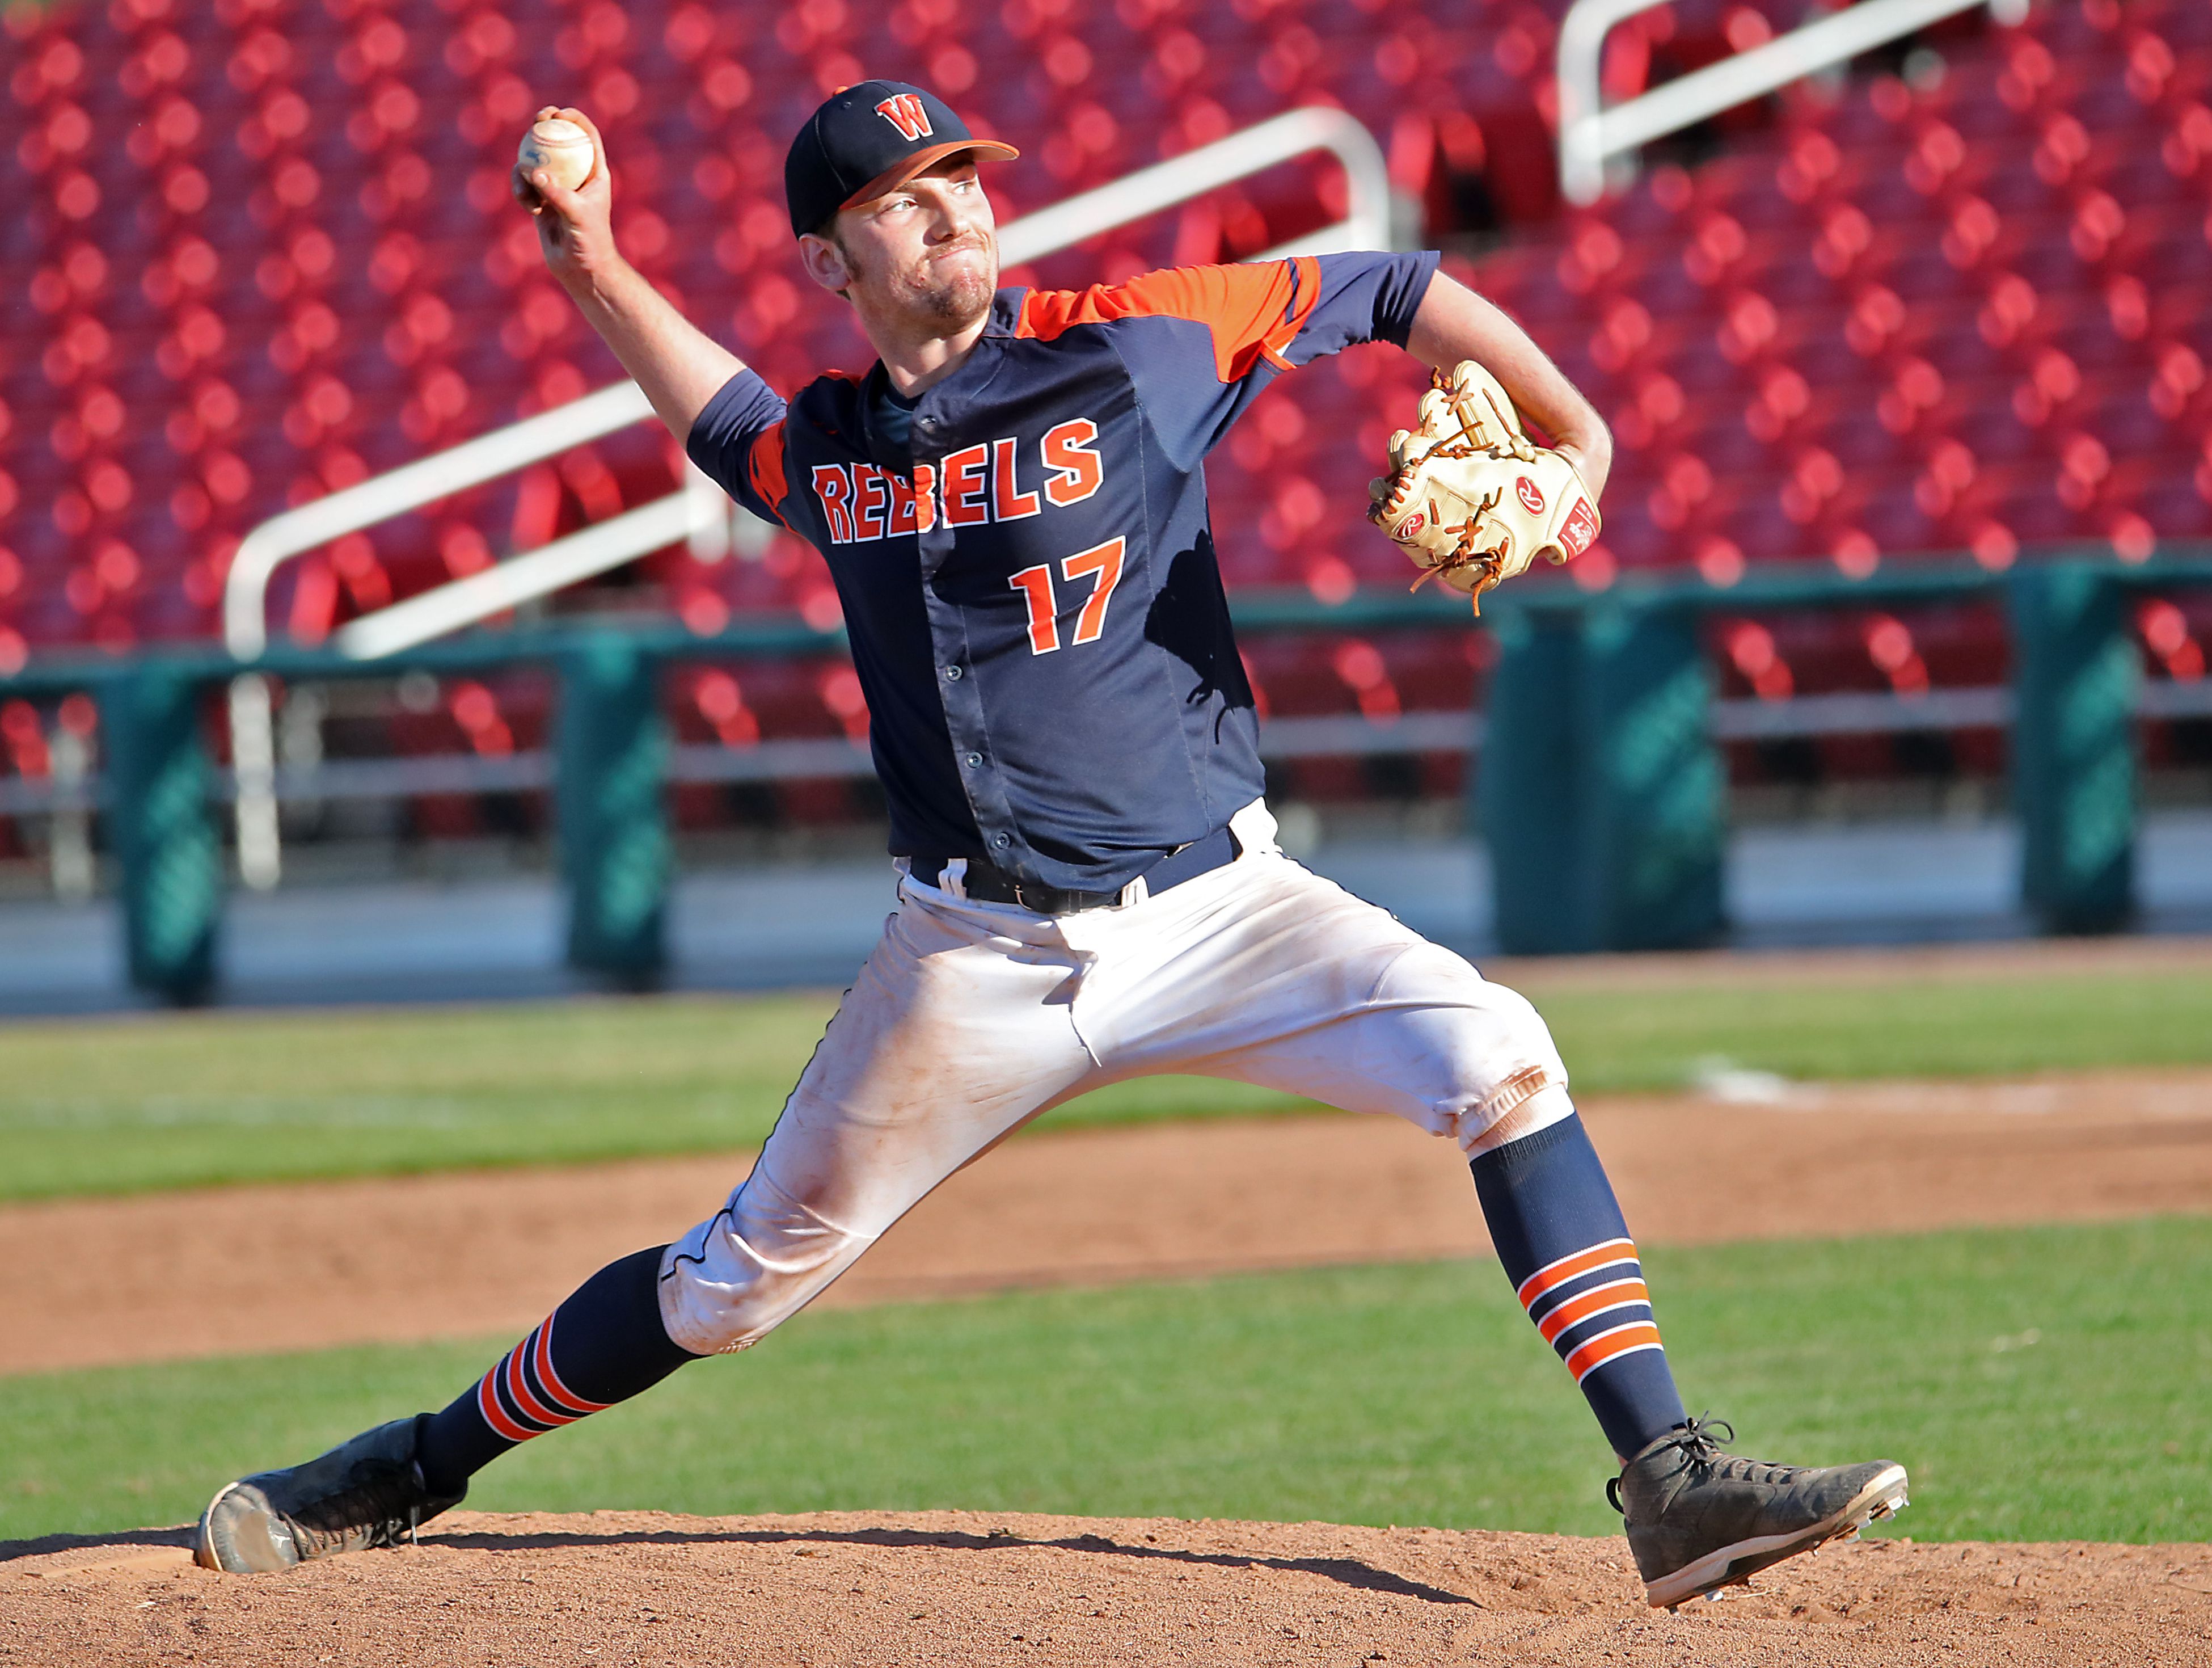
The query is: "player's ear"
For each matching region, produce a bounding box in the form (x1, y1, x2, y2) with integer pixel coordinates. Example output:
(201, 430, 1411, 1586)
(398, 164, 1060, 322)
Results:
(796, 228, 854, 300)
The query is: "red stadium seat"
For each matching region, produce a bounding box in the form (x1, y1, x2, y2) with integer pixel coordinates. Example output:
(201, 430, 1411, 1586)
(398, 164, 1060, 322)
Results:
(0, 0, 2190, 671)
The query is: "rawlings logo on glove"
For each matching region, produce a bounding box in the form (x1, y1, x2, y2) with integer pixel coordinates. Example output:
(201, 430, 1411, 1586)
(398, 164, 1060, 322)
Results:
(1367, 360, 1601, 614)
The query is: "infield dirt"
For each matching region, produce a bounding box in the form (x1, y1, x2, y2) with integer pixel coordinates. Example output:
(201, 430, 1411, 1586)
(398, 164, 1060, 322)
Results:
(7, 1065, 2211, 1375)
(7, 1508, 2211, 1667)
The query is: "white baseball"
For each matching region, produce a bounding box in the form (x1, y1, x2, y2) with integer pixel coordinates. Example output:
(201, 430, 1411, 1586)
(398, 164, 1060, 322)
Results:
(518, 117, 596, 192)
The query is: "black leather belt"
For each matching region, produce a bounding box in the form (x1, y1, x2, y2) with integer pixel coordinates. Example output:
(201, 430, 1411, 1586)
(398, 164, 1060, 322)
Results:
(913, 824, 1240, 915)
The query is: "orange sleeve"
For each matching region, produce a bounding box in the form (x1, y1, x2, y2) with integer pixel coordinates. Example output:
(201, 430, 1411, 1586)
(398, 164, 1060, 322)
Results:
(747, 421, 791, 526)
(1015, 258, 1325, 384)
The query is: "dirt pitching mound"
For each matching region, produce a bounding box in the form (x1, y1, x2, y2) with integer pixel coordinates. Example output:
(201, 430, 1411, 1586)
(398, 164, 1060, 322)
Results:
(6, 1510, 2208, 1667)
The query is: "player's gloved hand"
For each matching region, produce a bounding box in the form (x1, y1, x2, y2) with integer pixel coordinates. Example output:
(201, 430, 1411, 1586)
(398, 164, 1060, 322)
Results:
(1367, 360, 1603, 615)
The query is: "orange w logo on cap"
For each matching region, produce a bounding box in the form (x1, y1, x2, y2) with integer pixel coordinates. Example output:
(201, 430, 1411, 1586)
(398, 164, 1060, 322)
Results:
(874, 93, 933, 141)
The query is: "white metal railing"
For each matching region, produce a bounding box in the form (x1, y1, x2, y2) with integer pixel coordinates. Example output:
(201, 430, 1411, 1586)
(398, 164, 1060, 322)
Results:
(1709, 684, 2011, 739)
(1557, 0, 2032, 206)
(222, 104, 1395, 887)
(993, 104, 1392, 267)
(223, 381, 646, 662)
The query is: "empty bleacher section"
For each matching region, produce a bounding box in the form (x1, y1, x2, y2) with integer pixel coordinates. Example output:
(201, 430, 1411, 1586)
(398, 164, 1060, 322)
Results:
(2, 0, 2208, 845)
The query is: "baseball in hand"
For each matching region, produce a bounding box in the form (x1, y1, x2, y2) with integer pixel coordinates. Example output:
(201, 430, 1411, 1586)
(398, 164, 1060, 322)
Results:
(518, 117, 595, 192)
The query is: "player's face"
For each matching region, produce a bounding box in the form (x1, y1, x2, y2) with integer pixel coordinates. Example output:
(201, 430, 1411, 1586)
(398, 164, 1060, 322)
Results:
(820, 157, 998, 334)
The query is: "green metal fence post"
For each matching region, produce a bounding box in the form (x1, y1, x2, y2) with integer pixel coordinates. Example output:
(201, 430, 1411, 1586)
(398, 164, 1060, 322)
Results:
(1480, 605, 1596, 954)
(2011, 562, 2138, 933)
(97, 667, 221, 1003)
(1480, 597, 1724, 955)
(556, 638, 669, 984)
(1581, 598, 1726, 950)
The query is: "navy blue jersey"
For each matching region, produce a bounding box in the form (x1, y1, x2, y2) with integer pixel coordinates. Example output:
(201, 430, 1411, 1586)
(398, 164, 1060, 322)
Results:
(687, 250, 1439, 892)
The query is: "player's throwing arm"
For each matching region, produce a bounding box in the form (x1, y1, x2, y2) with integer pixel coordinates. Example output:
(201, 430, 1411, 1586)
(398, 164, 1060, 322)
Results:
(510, 104, 746, 442)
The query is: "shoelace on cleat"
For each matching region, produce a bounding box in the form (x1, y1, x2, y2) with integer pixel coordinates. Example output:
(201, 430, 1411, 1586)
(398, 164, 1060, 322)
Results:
(287, 1461, 427, 1555)
(1610, 1413, 1784, 1514)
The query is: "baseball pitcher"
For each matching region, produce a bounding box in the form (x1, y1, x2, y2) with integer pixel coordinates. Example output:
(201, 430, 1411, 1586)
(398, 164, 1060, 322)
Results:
(194, 84, 1906, 1609)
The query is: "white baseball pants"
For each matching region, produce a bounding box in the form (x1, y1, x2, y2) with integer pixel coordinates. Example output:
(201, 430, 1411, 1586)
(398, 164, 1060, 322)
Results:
(658, 801, 1574, 1355)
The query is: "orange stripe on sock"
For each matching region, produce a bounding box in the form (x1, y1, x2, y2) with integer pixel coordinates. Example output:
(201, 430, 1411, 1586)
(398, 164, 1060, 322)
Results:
(534, 1315, 612, 1417)
(475, 1362, 536, 1443)
(1535, 1278, 1651, 1346)
(1564, 1322, 1665, 1383)
(1516, 1239, 1638, 1310)
(501, 1326, 577, 1430)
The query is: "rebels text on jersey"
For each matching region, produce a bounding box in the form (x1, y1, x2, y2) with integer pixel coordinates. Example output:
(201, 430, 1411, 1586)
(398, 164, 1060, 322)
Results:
(687, 250, 1439, 894)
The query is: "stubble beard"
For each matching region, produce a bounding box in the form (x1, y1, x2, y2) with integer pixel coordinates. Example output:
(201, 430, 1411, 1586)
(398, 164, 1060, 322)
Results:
(911, 255, 994, 329)
(847, 231, 997, 334)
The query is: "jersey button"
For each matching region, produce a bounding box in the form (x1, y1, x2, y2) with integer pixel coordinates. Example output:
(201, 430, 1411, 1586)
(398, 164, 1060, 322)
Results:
(965, 752, 982, 768)
(944, 664, 963, 680)
(992, 833, 1010, 849)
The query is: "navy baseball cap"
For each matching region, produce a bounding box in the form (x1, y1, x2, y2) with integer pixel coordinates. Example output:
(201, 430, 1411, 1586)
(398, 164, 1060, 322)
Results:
(784, 80, 1019, 238)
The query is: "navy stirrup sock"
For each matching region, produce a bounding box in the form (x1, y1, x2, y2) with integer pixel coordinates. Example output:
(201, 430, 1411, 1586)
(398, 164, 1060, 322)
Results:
(1470, 1113, 1688, 1460)
(417, 1246, 702, 1495)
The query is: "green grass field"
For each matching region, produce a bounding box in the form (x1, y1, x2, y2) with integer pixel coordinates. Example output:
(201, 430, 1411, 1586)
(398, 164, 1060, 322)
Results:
(6, 1218, 2207, 1548)
(6, 966, 2212, 1201)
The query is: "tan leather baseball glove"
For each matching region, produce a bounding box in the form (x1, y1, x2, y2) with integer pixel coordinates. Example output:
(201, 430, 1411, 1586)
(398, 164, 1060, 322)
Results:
(1367, 360, 1602, 614)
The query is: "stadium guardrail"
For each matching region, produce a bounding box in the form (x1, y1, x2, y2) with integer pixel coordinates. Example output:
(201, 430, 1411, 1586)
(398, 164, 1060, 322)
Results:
(1557, 0, 2031, 205)
(2, 550, 2210, 1000)
(1476, 553, 2212, 953)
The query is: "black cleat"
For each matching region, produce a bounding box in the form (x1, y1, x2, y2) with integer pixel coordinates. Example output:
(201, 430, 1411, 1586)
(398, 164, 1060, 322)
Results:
(195, 1414, 465, 1574)
(1610, 1415, 1908, 1608)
